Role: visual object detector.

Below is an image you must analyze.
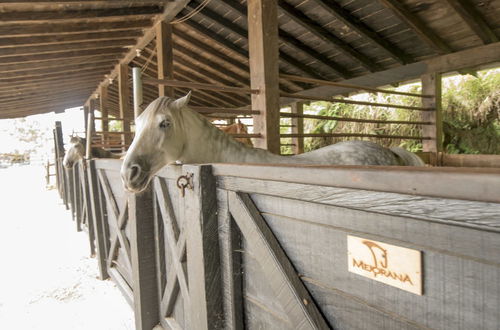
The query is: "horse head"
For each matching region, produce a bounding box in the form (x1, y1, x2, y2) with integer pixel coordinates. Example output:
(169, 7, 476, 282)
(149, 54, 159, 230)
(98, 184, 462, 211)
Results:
(63, 136, 86, 168)
(121, 92, 191, 193)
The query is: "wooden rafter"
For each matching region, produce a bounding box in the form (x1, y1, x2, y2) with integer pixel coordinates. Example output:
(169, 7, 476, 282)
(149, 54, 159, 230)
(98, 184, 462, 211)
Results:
(377, 0, 452, 54)
(278, 0, 381, 72)
(217, 0, 351, 79)
(0, 61, 115, 80)
(0, 30, 143, 48)
(313, 0, 412, 64)
(0, 47, 126, 64)
(443, 0, 498, 44)
(0, 6, 162, 24)
(0, 55, 122, 73)
(0, 20, 152, 38)
(183, 2, 328, 79)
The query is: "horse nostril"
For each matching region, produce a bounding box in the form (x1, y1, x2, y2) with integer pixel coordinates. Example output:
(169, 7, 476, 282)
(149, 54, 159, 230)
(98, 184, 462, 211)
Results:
(129, 164, 142, 181)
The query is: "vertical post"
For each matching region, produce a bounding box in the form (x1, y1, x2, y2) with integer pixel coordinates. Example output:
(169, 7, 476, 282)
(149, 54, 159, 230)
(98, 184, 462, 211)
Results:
(83, 103, 89, 136)
(157, 21, 175, 97)
(87, 160, 109, 280)
(421, 73, 443, 164)
(184, 165, 224, 330)
(118, 64, 132, 148)
(86, 112, 95, 159)
(133, 67, 144, 119)
(290, 102, 304, 154)
(100, 85, 109, 145)
(247, 0, 280, 153)
(129, 186, 160, 330)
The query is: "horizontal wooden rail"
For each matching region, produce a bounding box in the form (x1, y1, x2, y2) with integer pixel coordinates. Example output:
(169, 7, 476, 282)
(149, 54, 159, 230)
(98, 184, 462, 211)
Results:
(280, 74, 433, 98)
(280, 143, 297, 146)
(280, 92, 434, 111)
(229, 133, 262, 138)
(191, 107, 260, 115)
(94, 131, 135, 135)
(143, 78, 260, 94)
(280, 112, 433, 125)
(91, 144, 130, 148)
(280, 133, 431, 140)
(94, 117, 134, 122)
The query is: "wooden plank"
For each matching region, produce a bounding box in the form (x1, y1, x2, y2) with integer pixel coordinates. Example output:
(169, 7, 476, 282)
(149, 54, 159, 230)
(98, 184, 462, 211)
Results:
(280, 111, 432, 125)
(216, 189, 244, 330)
(421, 73, 442, 155)
(86, 159, 109, 280)
(0, 6, 162, 24)
(157, 21, 174, 98)
(228, 191, 330, 329)
(129, 185, 160, 330)
(290, 102, 304, 154)
(0, 30, 143, 48)
(212, 164, 500, 203)
(443, 0, 498, 44)
(377, 0, 452, 54)
(144, 78, 258, 95)
(441, 154, 500, 168)
(183, 165, 224, 329)
(118, 63, 132, 148)
(280, 132, 428, 140)
(100, 85, 109, 144)
(248, 0, 281, 153)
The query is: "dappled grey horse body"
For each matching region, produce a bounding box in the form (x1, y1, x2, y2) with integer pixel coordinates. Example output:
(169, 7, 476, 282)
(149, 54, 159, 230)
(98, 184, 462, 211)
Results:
(63, 136, 119, 168)
(121, 94, 424, 192)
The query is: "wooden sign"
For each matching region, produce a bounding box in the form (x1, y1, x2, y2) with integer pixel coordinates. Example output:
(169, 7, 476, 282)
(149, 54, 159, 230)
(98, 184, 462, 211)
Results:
(347, 235, 422, 295)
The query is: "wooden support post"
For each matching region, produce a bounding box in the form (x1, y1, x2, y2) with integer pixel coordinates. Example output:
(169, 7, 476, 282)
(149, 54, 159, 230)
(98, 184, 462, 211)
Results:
(247, 0, 280, 153)
(86, 159, 109, 280)
(184, 165, 224, 330)
(86, 112, 94, 159)
(290, 102, 304, 154)
(129, 186, 160, 330)
(157, 21, 175, 98)
(99, 85, 109, 144)
(133, 67, 144, 118)
(118, 64, 132, 148)
(83, 103, 89, 136)
(421, 73, 443, 164)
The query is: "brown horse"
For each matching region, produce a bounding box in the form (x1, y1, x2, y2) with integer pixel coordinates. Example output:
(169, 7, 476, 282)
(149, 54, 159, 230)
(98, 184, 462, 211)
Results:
(218, 120, 253, 146)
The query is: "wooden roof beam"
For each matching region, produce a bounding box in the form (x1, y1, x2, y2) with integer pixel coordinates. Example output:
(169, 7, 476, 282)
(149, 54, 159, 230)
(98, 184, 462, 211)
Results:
(0, 20, 151, 38)
(0, 55, 122, 73)
(216, 0, 351, 79)
(0, 67, 110, 85)
(85, 0, 190, 106)
(183, 2, 328, 79)
(0, 47, 126, 65)
(278, 0, 380, 72)
(0, 62, 116, 80)
(377, 0, 452, 54)
(181, 20, 307, 91)
(0, 30, 143, 48)
(312, 0, 412, 64)
(0, 1, 174, 11)
(443, 0, 498, 44)
(0, 39, 134, 58)
(0, 6, 162, 24)
(0, 72, 106, 91)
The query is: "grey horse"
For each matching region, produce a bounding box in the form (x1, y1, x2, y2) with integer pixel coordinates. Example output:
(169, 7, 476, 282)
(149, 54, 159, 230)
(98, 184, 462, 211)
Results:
(121, 93, 424, 192)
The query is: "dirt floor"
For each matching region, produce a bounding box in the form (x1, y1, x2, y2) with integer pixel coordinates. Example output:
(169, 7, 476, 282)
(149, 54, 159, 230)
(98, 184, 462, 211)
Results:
(0, 165, 134, 329)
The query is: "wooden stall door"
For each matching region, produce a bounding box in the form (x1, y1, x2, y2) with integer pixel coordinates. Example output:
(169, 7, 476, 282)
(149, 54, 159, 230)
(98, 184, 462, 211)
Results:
(152, 165, 224, 330)
(74, 160, 96, 256)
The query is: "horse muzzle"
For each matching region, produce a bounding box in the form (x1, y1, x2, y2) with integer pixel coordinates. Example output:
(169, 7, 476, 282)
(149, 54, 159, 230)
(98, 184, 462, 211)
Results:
(121, 163, 151, 193)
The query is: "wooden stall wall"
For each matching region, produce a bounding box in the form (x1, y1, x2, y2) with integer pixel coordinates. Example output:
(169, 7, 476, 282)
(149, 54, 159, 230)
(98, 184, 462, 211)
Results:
(84, 160, 499, 330)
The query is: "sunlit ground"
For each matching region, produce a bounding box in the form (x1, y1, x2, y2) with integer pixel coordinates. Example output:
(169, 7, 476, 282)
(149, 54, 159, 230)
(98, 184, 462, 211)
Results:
(0, 165, 133, 330)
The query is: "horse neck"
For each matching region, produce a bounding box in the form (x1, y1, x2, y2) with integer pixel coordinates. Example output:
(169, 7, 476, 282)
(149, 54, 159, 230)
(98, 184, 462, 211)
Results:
(179, 109, 285, 164)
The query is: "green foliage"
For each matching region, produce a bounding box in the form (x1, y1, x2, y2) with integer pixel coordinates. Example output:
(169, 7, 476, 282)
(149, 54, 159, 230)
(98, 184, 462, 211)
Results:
(304, 69, 500, 154)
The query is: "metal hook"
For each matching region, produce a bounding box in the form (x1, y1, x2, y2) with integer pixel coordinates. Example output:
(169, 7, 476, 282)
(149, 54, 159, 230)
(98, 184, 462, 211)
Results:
(176, 173, 194, 197)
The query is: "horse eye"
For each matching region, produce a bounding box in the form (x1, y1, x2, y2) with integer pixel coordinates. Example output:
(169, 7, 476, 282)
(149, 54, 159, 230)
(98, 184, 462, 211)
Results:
(159, 119, 170, 128)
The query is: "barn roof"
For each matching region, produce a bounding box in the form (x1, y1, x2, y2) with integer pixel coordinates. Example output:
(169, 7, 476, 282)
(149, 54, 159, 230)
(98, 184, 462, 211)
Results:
(1, 0, 499, 119)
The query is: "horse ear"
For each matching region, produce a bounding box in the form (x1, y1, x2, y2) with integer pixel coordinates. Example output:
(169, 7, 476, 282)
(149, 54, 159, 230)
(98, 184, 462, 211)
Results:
(172, 91, 191, 110)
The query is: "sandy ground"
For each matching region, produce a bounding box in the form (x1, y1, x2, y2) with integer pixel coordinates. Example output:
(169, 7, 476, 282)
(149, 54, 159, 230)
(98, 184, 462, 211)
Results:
(0, 165, 134, 329)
